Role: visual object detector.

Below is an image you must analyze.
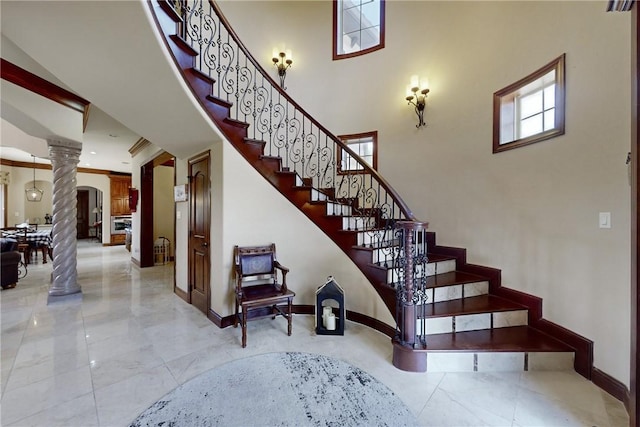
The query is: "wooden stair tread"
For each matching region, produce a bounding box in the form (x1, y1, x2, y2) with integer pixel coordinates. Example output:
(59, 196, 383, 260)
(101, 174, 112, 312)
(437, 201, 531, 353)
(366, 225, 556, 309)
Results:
(426, 253, 454, 263)
(425, 270, 488, 289)
(423, 294, 527, 318)
(425, 326, 573, 352)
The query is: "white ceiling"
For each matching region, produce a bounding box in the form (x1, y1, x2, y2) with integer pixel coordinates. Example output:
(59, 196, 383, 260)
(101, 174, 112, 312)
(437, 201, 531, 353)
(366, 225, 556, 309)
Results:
(1, 43, 140, 173)
(0, 0, 223, 172)
(0, 106, 138, 172)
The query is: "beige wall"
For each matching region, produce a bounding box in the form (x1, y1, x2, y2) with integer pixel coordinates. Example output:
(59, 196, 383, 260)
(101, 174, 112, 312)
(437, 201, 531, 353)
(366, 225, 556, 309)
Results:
(218, 1, 632, 385)
(167, 140, 393, 326)
(213, 142, 393, 324)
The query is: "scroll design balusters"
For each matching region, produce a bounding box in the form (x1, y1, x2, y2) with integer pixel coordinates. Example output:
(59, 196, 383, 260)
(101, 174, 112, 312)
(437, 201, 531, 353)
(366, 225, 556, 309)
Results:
(395, 221, 429, 348)
(172, 0, 414, 234)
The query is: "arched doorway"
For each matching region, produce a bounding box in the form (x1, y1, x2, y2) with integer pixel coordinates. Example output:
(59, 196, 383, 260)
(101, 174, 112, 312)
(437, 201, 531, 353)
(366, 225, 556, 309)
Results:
(139, 152, 175, 267)
(76, 186, 103, 241)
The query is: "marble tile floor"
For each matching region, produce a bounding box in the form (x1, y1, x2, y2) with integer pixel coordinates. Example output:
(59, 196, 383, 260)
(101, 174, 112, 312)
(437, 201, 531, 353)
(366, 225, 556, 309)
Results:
(0, 241, 630, 427)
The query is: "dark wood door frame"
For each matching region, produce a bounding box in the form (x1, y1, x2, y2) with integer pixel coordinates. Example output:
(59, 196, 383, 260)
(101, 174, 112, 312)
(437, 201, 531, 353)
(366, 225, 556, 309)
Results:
(76, 190, 89, 239)
(139, 151, 176, 268)
(140, 162, 154, 267)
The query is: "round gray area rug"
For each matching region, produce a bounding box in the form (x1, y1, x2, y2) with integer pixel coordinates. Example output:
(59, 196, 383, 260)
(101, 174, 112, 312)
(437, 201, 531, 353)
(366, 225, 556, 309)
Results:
(129, 352, 418, 427)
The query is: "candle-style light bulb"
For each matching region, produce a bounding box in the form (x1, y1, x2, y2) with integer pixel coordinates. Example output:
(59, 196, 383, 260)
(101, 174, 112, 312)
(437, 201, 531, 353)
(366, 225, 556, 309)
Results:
(420, 77, 429, 91)
(410, 75, 419, 89)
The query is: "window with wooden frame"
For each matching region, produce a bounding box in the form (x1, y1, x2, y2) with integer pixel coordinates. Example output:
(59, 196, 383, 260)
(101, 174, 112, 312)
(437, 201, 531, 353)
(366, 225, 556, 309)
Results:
(333, 0, 385, 60)
(493, 54, 566, 153)
(338, 131, 377, 173)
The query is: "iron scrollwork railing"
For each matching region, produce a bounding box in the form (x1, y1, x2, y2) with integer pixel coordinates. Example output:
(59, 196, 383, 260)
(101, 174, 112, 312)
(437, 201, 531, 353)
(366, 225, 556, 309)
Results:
(165, 0, 426, 346)
(394, 222, 430, 348)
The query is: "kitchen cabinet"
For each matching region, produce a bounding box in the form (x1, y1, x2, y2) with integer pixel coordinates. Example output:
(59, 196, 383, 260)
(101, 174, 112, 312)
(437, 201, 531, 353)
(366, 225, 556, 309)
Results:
(111, 234, 126, 245)
(109, 175, 132, 245)
(110, 175, 132, 216)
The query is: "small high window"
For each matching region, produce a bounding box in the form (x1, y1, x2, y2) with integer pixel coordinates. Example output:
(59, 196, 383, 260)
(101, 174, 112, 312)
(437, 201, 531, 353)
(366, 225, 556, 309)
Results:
(493, 54, 565, 153)
(338, 131, 377, 173)
(333, 0, 385, 60)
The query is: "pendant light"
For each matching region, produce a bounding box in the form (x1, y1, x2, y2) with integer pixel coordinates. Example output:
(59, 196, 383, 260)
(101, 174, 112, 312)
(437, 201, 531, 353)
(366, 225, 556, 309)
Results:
(25, 155, 43, 202)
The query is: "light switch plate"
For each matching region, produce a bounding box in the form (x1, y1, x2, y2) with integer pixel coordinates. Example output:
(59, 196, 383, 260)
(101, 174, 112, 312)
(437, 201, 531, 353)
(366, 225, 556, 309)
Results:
(599, 212, 611, 229)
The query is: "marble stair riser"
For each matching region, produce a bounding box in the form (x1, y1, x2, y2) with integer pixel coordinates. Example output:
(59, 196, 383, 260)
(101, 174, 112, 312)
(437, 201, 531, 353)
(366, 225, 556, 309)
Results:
(417, 310, 529, 335)
(326, 202, 353, 216)
(423, 351, 575, 373)
(356, 229, 396, 246)
(311, 189, 328, 202)
(431, 281, 489, 303)
(342, 216, 376, 230)
(371, 246, 401, 264)
(386, 259, 457, 284)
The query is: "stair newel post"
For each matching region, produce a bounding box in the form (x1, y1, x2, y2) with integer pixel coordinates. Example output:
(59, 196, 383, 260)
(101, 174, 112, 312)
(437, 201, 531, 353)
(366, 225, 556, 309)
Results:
(397, 221, 415, 345)
(393, 220, 429, 372)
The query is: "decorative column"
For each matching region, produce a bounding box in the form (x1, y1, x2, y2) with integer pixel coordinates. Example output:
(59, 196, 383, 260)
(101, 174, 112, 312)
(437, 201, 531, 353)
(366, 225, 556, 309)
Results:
(47, 139, 82, 302)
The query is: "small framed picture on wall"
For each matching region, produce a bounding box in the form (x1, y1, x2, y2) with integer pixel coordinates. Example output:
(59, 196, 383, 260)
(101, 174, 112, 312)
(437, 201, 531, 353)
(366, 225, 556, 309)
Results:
(174, 184, 188, 202)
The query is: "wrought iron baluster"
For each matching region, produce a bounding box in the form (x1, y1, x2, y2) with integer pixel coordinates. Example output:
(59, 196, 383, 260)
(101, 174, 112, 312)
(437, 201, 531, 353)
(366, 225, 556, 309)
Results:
(395, 221, 429, 348)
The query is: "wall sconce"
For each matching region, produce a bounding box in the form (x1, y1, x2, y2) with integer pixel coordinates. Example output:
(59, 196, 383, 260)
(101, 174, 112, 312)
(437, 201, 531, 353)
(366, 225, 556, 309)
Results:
(272, 49, 293, 89)
(406, 75, 430, 128)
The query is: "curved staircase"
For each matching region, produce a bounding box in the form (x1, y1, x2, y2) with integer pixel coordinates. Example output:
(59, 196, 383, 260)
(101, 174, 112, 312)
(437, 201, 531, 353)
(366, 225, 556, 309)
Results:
(150, 0, 589, 376)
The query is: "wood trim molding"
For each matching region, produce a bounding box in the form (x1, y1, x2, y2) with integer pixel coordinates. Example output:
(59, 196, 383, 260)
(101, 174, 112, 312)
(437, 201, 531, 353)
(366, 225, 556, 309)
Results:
(0, 58, 91, 124)
(592, 367, 630, 408)
(129, 138, 152, 157)
(346, 310, 395, 338)
(0, 158, 131, 176)
(152, 151, 175, 167)
(208, 308, 228, 328)
(205, 304, 396, 340)
(174, 286, 189, 304)
(531, 319, 593, 379)
(0, 159, 51, 170)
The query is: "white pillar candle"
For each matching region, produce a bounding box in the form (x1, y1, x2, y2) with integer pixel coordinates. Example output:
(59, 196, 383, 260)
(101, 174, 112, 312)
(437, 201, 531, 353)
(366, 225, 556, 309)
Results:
(326, 313, 336, 331)
(322, 306, 332, 327)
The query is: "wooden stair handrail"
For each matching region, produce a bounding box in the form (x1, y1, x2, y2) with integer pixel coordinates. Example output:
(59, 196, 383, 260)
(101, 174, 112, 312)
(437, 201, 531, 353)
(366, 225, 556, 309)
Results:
(208, 0, 416, 221)
(171, 0, 417, 222)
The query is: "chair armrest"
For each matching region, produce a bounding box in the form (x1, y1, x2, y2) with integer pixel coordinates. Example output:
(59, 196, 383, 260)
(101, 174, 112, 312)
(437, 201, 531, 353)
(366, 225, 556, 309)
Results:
(274, 261, 289, 274)
(274, 261, 289, 292)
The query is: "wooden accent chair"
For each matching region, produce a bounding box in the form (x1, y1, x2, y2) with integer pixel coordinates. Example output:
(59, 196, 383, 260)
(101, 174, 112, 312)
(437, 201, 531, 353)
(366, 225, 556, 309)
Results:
(233, 244, 295, 348)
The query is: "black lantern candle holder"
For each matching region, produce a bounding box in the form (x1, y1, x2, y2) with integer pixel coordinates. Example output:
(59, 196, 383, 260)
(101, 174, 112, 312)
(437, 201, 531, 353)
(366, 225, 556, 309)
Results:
(315, 276, 345, 335)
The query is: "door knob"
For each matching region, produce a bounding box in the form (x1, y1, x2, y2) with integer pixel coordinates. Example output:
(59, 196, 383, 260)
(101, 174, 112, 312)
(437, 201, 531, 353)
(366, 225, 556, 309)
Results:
(202, 242, 208, 247)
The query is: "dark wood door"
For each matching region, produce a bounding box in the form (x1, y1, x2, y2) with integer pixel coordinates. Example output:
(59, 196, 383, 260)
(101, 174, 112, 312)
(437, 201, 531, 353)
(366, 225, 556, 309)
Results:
(189, 151, 210, 315)
(76, 190, 89, 239)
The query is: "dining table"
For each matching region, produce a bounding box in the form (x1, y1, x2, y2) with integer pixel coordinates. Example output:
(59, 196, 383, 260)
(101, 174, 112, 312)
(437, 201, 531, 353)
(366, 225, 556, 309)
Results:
(1, 229, 52, 264)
